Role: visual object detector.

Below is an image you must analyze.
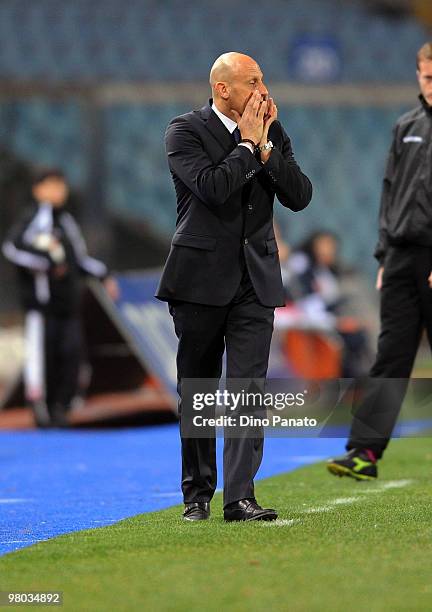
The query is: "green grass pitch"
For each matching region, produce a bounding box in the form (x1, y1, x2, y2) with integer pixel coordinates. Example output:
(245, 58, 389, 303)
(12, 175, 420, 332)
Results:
(1, 437, 431, 612)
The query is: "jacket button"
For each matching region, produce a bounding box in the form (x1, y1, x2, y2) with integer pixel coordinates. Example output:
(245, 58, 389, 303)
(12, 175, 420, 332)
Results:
(244, 238, 248, 245)
(248, 204, 253, 211)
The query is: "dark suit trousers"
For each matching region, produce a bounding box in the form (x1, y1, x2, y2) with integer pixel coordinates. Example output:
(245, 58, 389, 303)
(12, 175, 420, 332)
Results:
(169, 266, 275, 507)
(347, 245, 432, 458)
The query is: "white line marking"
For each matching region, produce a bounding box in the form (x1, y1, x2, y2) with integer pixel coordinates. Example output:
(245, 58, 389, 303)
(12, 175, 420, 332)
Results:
(300, 480, 413, 516)
(304, 506, 333, 514)
(0, 540, 45, 544)
(260, 519, 301, 527)
(304, 497, 361, 514)
(0, 498, 34, 504)
(331, 496, 361, 505)
(354, 479, 414, 495)
(377, 479, 413, 490)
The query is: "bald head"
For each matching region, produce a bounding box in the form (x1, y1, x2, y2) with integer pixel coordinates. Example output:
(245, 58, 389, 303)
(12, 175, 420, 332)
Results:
(210, 52, 259, 92)
(209, 52, 268, 121)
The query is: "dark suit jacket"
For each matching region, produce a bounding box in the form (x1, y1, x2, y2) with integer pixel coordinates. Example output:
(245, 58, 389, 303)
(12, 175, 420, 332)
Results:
(156, 101, 312, 307)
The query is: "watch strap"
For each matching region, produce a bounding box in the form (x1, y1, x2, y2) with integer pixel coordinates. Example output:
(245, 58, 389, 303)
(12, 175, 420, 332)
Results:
(239, 138, 257, 148)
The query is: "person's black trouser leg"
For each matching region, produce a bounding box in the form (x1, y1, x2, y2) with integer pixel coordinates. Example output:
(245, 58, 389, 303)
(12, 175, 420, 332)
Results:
(170, 300, 226, 503)
(347, 246, 431, 458)
(45, 315, 82, 419)
(55, 316, 82, 410)
(223, 275, 274, 506)
(169, 269, 274, 506)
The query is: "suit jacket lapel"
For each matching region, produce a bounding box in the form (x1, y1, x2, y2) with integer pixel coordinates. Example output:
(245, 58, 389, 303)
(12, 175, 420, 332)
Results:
(200, 103, 236, 153)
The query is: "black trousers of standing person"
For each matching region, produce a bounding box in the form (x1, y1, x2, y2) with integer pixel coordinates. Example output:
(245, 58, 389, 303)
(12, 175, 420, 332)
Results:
(347, 245, 432, 458)
(45, 314, 82, 415)
(169, 265, 275, 507)
(25, 310, 82, 420)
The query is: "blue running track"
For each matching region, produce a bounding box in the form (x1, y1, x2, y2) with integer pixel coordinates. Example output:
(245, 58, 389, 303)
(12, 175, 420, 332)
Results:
(0, 425, 348, 556)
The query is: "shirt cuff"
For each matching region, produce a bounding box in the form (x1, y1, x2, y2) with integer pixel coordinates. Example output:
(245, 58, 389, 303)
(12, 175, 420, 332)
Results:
(238, 142, 254, 154)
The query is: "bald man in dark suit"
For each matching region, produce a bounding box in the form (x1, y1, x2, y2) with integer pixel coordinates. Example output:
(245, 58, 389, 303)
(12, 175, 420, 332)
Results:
(156, 52, 312, 521)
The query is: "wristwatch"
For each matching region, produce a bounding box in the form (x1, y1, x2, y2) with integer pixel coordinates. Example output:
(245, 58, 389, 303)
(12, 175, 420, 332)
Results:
(256, 140, 274, 153)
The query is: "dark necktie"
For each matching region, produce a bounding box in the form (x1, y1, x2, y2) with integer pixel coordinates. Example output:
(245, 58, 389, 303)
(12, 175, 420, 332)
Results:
(233, 127, 241, 144)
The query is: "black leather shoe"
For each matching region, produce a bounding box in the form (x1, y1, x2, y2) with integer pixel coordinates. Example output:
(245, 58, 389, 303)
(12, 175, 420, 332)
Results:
(224, 498, 277, 522)
(183, 502, 210, 521)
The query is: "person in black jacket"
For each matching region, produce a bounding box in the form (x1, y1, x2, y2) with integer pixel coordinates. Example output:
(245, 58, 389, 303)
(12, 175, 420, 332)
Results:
(285, 231, 372, 377)
(156, 52, 312, 521)
(327, 42, 432, 480)
(3, 168, 119, 428)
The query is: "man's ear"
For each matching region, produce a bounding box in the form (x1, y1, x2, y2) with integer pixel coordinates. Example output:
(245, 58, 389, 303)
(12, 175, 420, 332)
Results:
(215, 81, 230, 100)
